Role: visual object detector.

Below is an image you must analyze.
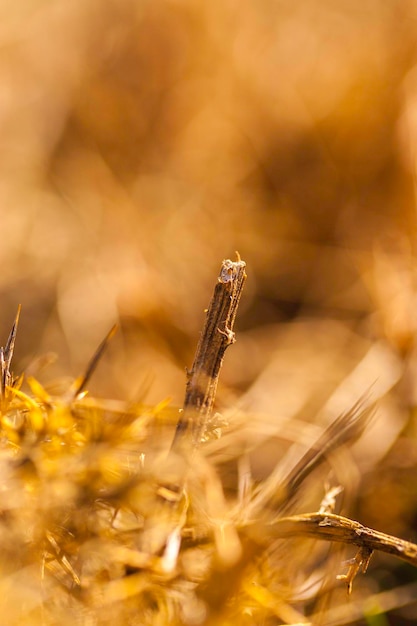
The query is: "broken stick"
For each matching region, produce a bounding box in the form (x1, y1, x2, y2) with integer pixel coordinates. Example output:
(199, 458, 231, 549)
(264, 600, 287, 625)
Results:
(268, 511, 417, 592)
(172, 256, 247, 449)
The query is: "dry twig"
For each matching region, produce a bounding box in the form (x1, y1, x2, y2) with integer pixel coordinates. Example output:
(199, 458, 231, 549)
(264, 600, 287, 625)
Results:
(268, 511, 417, 592)
(172, 256, 246, 448)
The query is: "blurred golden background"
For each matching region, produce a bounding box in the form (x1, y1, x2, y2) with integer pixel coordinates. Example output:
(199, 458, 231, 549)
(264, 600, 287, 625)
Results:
(1, 1, 417, 620)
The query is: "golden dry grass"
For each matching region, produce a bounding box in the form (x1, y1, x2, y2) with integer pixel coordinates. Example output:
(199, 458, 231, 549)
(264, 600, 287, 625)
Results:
(0, 1, 417, 623)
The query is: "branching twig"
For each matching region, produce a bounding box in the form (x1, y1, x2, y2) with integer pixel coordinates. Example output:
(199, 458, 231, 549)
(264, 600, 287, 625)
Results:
(268, 511, 417, 591)
(172, 256, 246, 449)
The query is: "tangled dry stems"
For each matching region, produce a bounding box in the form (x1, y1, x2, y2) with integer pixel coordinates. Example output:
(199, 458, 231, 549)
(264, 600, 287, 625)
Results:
(0, 260, 416, 625)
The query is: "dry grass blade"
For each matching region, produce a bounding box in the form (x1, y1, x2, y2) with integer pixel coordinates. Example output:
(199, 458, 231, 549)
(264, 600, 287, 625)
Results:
(316, 581, 417, 625)
(245, 400, 375, 518)
(70, 324, 118, 399)
(283, 398, 375, 504)
(0, 304, 21, 410)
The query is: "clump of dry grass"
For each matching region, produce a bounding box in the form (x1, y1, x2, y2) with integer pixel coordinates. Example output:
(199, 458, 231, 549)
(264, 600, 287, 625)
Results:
(0, 259, 416, 626)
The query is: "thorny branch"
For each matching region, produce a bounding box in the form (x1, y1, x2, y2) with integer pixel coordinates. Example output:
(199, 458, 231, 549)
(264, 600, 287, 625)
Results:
(172, 256, 247, 448)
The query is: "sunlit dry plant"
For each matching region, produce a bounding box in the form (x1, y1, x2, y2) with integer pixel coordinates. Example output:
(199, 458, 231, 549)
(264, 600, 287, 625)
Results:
(0, 257, 416, 626)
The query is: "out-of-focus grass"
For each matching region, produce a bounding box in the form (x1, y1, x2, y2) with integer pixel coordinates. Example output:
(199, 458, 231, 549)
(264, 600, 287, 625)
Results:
(1, 0, 417, 623)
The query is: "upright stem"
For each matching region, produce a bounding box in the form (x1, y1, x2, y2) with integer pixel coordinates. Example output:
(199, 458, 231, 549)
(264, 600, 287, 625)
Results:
(172, 257, 246, 449)
(0, 305, 21, 412)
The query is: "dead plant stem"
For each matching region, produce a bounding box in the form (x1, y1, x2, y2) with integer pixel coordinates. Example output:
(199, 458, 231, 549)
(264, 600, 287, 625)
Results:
(172, 257, 246, 449)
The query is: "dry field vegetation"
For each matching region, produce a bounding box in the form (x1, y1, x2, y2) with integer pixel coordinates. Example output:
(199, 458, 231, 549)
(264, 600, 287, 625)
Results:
(1, 1, 417, 624)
